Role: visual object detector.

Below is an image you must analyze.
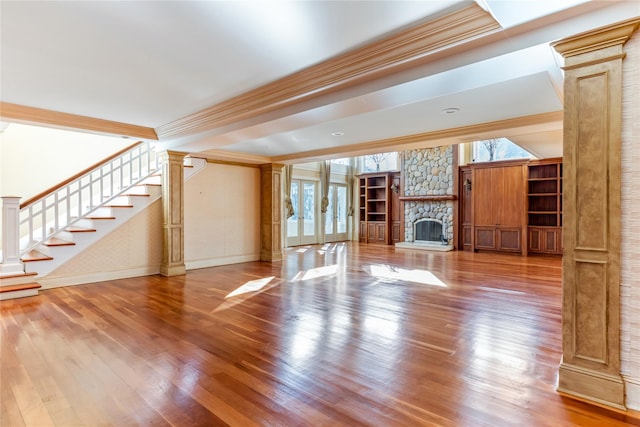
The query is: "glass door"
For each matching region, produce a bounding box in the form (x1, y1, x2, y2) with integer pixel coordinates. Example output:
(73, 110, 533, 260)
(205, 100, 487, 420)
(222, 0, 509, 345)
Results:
(324, 183, 348, 242)
(286, 180, 317, 246)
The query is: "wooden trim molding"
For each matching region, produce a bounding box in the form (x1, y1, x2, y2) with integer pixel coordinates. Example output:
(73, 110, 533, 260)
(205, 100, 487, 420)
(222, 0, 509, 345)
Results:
(551, 17, 640, 58)
(156, 3, 500, 139)
(399, 195, 456, 202)
(272, 112, 563, 164)
(0, 102, 158, 140)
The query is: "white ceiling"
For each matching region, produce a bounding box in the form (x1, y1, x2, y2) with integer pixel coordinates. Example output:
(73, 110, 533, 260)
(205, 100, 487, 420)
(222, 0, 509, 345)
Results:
(1, 1, 639, 163)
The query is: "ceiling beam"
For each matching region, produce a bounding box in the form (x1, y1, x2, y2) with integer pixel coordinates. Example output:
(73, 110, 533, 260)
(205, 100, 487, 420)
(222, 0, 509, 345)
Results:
(272, 111, 563, 164)
(156, 3, 500, 140)
(0, 102, 158, 141)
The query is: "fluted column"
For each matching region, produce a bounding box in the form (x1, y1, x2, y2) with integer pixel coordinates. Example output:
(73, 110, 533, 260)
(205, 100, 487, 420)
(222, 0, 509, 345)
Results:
(552, 18, 640, 409)
(260, 164, 284, 262)
(159, 151, 186, 276)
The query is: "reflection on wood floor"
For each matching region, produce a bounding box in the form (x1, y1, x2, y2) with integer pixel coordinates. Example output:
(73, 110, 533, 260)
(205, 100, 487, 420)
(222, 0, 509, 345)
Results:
(1, 243, 638, 426)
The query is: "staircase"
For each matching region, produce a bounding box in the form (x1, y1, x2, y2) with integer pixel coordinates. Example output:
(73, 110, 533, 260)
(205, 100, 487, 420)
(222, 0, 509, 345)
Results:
(0, 143, 205, 300)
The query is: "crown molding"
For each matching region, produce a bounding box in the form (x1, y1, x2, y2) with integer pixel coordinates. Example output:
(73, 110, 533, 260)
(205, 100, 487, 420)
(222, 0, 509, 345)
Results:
(551, 17, 640, 58)
(0, 102, 158, 140)
(156, 3, 500, 139)
(272, 111, 563, 164)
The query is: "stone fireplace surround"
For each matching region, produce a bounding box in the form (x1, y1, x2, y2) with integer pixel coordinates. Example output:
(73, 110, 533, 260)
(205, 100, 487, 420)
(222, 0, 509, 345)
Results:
(395, 146, 454, 251)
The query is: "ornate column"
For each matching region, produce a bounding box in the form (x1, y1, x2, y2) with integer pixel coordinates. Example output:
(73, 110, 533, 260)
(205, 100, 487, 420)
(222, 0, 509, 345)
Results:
(552, 18, 640, 409)
(159, 151, 186, 276)
(0, 196, 24, 275)
(260, 164, 284, 262)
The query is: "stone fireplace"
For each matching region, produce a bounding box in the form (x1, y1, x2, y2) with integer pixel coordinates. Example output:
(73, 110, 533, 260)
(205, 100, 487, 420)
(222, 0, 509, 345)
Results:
(395, 146, 454, 251)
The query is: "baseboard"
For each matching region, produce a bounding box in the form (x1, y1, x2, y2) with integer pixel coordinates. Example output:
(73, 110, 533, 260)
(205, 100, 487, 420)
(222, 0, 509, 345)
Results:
(186, 254, 260, 270)
(624, 375, 640, 411)
(37, 266, 160, 289)
(558, 362, 626, 410)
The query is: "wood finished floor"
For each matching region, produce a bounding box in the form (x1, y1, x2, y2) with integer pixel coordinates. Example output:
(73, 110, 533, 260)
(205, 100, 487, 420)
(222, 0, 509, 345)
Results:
(1, 243, 638, 427)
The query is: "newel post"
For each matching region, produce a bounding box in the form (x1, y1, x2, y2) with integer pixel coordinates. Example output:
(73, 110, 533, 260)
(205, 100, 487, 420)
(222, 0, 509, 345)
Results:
(0, 196, 24, 275)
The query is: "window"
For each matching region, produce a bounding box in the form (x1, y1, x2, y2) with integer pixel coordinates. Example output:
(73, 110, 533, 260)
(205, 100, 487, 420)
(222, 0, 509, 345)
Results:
(473, 138, 535, 162)
(361, 152, 398, 172)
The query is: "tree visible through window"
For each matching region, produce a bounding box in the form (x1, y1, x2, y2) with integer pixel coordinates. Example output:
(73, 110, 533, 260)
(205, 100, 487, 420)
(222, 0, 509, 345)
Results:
(362, 152, 398, 172)
(473, 138, 535, 162)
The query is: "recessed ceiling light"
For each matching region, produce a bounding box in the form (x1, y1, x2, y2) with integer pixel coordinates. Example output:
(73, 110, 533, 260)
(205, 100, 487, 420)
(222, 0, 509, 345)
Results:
(442, 107, 460, 114)
(331, 131, 344, 137)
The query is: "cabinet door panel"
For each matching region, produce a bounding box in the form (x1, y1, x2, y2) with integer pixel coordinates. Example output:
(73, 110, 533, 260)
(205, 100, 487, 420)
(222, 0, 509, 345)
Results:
(473, 168, 495, 225)
(475, 227, 496, 250)
(376, 223, 387, 243)
(367, 223, 377, 241)
(529, 228, 542, 252)
(359, 221, 367, 242)
(497, 228, 521, 252)
(500, 166, 525, 226)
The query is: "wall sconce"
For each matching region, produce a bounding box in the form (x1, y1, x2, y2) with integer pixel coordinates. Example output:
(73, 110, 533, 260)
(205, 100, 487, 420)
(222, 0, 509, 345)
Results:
(464, 178, 472, 191)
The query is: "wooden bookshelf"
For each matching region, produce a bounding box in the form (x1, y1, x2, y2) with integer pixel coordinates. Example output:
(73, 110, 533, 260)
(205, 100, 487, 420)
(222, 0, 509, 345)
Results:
(527, 158, 562, 255)
(358, 172, 395, 244)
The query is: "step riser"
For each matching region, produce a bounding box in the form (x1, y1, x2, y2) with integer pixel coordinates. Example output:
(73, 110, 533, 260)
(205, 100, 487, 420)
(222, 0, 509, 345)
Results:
(23, 189, 163, 277)
(0, 275, 37, 287)
(0, 288, 39, 300)
(19, 158, 205, 282)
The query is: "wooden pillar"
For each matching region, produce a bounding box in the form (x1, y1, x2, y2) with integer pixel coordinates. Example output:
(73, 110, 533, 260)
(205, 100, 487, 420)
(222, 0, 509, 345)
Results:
(0, 196, 24, 275)
(552, 18, 640, 409)
(159, 151, 186, 277)
(260, 163, 283, 262)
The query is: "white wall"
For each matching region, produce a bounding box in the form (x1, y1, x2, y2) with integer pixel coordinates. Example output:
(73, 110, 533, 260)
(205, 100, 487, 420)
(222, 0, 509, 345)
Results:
(621, 30, 640, 411)
(184, 162, 261, 269)
(0, 123, 132, 246)
(0, 123, 131, 200)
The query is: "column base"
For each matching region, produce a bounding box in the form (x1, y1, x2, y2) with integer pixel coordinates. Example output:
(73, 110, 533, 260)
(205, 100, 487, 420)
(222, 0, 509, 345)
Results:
(557, 362, 626, 410)
(160, 263, 186, 277)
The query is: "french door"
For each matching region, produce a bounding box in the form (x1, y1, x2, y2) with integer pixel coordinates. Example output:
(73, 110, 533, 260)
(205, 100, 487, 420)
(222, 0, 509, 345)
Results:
(286, 180, 317, 246)
(324, 183, 348, 242)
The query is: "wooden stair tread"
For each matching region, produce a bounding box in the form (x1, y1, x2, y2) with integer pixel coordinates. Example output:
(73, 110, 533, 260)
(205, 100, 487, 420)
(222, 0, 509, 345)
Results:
(0, 283, 41, 293)
(123, 193, 150, 197)
(66, 226, 97, 232)
(0, 271, 37, 280)
(44, 237, 75, 247)
(22, 250, 53, 262)
(85, 216, 116, 220)
(104, 204, 134, 208)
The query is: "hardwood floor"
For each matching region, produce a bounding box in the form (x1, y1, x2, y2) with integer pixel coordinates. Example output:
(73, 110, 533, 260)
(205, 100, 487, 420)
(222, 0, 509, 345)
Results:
(1, 243, 638, 426)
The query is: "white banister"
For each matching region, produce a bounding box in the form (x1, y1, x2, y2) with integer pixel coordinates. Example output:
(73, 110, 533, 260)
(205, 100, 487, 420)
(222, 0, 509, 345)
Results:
(16, 141, 161, 254)
(1, 196, 24, 275)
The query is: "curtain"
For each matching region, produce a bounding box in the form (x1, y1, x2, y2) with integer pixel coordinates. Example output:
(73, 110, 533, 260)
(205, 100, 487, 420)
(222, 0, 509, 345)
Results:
(284, 164, 295, 219)
(320, 160, 331, 213)
(346, 158, 356, 217)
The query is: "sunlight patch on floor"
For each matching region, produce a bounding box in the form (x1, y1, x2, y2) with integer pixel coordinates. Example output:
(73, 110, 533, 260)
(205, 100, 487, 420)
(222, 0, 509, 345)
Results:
(291, 264, 338, 282)
(364, 264, 447, 287)
(225, 276, 276, 298)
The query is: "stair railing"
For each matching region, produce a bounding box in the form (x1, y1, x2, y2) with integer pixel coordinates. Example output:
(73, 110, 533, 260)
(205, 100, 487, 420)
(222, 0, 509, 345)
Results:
(17, 141, 161, 253)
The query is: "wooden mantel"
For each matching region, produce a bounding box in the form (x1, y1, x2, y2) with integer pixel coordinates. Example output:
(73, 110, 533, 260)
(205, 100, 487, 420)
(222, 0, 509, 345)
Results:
(399, 195, 457, 202)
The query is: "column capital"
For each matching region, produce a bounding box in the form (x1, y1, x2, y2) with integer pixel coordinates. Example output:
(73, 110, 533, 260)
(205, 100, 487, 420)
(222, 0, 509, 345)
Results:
(552, 17, 640, 61)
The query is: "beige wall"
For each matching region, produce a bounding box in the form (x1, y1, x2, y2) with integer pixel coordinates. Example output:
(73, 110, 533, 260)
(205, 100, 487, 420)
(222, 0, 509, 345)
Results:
(621, 30, 640, 411)
(184, 162, 261, 269)
(40, 199, 164, 287)
(0, 123, 131, 200)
